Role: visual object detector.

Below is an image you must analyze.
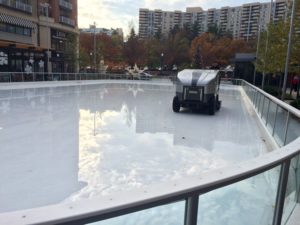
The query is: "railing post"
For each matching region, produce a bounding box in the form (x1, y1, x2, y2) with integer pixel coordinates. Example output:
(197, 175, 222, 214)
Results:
(272, 105, 279, 136)
(254, 91, 259, 108)
(258, 93, 262, 109)
(272, 160, 291, 225)
(265, 100, 271, 125)
(261, 96, 265, 118)
(184, 194, 199, 225)
(283, 112, 290, 145)
(297, 156, 300, 204)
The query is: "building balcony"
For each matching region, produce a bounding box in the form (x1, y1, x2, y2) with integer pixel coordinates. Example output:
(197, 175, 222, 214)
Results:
(59, 0, 73, 11)
(59, 15, 75, 27)
(0, 0, 32, 13)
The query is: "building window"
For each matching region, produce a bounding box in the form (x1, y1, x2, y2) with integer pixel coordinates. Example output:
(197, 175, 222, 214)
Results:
(16, 26, 23, 35)
(24, 28, 31, 36)
(0, 22, 32, 36)
(7, 24, 16, 33)
(0, 23, 5, 31)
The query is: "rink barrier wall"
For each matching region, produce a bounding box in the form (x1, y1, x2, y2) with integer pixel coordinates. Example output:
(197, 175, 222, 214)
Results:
(0, 72, 177, 82)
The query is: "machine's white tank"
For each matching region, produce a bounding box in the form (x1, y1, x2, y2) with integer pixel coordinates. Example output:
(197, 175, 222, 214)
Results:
(177, 69, 219, 86)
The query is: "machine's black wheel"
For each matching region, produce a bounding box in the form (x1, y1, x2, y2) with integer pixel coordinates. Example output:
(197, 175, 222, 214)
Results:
(208, 97, 216, 115)
(216, 95, 221, 111)
(172, 96, 181, 112)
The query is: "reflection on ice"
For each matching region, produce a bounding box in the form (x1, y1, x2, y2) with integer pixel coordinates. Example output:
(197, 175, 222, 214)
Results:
(0, 82, 270, 214)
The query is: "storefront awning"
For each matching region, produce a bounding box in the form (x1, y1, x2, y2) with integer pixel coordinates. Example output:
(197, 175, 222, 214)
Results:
(0, 40, 45, 51)
(0, 13, 37, 30)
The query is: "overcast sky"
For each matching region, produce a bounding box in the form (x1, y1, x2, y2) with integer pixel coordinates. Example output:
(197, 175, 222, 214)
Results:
(78, 0, 271, 36)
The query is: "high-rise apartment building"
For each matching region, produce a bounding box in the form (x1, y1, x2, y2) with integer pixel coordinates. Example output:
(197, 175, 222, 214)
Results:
(80, 27, 123, 37)
(138, 0, 291, 40)
(0, 0, 78, 73)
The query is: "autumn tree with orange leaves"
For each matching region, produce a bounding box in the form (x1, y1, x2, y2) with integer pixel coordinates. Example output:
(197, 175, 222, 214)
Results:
(190, 33, 253, 68)
(79, 32, 124, 71)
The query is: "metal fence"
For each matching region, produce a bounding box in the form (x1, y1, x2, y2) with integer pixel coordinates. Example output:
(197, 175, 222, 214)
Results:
(0, 79, 299, 225)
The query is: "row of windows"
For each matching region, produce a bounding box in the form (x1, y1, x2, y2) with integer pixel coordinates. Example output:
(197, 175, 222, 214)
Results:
(0, 23, 32, 36)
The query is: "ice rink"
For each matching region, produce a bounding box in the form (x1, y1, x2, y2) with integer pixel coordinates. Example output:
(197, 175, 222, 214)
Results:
(0, 80, 274, 219)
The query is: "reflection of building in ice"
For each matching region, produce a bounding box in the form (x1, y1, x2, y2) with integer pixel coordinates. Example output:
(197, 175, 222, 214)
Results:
(0, 86, 83, 213)
(79, 83, 175, 133)
(135, 87, 174, 134)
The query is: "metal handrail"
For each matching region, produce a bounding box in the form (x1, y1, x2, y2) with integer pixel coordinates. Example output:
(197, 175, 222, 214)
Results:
(243, 80, 300, 119)
(0, 79, 299, 225)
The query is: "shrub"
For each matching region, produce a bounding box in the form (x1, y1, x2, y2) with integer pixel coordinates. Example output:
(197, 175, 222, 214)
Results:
(263, 86, 281, 97)
(290, 99, 300, 109)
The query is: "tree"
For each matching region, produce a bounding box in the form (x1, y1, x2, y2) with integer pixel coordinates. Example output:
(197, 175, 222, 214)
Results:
(143, 38, 161, 68)
(123, 28, 145, 66)
(170, 25, 180, 37)
(256, 20, 290, 92)
(154, 27, 162, 40)
(65, 33, 78, 72)
(78, 46, 89, 70)
(79, 30, 124, 71)
(191, 22, 200, 40)
(207, 23, 221, 37)
(290, 1, 300, 74)
(194, 45, 202, 69)
(190, 33, 252, 68)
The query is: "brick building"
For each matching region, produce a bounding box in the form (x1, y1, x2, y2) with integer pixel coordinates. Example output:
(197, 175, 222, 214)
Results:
(0, 0, 78, 73)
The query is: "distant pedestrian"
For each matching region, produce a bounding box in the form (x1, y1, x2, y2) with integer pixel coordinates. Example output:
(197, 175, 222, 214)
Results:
(292, 75, 299, 92)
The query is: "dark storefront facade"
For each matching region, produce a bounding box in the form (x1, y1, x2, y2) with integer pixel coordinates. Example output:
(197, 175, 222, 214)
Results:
(0, 45, 47, 73)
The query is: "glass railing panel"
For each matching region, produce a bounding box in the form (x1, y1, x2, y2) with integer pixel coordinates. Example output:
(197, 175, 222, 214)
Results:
(250, 88, 256, 103)
(285, 114, 300, 145)
(274, 107, 288, 147)
(258, 95, 265, 116)
(198, 166, 280, 225)
(86, 201, 185, 225)
(262, 97, 270, 123)
(61, 73, 67, 81)
(35, 73, 44, 81)
(266, 101, 277, 136)
(0, 73, 10, 82)
(255, 92, 261, 109)
(252, 89, 256, 106)
(281, 154, 300, 225)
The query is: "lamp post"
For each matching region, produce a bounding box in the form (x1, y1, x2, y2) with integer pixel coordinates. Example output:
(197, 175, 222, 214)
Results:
(160, 53, 164, 75)
(40, 3, 50, 73)
(90, 52, 93, 71)
(93, 22, 96, 72)
(281, 0, 296, 100)
(253, 23, 261, 85)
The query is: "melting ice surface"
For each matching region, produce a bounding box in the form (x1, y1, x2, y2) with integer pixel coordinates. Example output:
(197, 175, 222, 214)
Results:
(0, 81, 277, 224)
